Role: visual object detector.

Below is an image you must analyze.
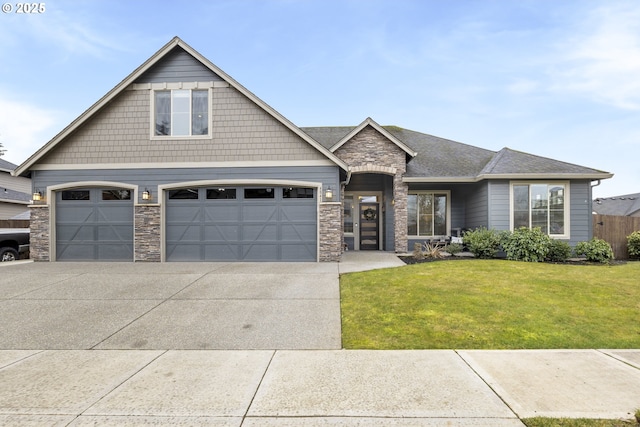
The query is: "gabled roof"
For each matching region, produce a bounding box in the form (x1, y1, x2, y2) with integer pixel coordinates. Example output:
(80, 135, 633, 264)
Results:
(303, 125, 612, 182)
(593, 193, 640, 216)
(14, 37, 348, 176)
(477, 147, 612, 179)
(326, 118, 417, 157)
(0, 158, 17, 174)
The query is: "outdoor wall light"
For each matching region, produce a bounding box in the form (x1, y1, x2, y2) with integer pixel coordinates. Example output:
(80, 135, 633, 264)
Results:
(142, 188, 151, 201)
(324, 186, 333, 200)
(32, 189, 43, 202)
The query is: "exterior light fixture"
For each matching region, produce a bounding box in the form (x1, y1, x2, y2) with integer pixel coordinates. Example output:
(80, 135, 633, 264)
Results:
(32, 189, 43, 202)
(142, 188, 151, 201)
(325, 186, 333, 200)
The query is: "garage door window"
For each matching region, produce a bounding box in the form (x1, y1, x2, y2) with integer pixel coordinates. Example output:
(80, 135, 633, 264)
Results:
(61, 190, 90, 201)
(207, 188, 237, 199)
(169, 189, 199, 199)
(283, 187, 314, 199)
(102, 189, 131, 200)
(245, 188, 275, 199)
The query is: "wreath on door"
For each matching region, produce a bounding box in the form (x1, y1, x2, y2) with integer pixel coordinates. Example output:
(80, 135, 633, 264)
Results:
(363, 207, 377, 221)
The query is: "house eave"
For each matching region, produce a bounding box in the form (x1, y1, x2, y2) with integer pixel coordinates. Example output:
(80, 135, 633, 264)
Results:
(403, 172, 614, 183)
(403, 176, 478, 183)
(478, 173, 614, 180)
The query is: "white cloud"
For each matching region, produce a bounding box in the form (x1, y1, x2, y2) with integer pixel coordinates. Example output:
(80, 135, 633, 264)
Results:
(0, 1, 136, 62)
(0, 97, 62, 165)
(553, 2, 640, 110)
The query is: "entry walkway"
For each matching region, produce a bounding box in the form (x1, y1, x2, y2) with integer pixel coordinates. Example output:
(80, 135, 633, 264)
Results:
(339, 250, 406, 273)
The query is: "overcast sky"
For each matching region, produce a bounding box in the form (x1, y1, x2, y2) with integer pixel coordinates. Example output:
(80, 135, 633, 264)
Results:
(1, 0, 638, 198)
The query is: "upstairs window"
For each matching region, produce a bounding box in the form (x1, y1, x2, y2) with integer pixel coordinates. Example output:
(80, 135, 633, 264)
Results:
(154, 89, 209, 137)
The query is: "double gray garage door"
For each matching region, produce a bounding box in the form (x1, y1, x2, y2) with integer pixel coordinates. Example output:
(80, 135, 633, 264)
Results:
(55, 186, 317, 261)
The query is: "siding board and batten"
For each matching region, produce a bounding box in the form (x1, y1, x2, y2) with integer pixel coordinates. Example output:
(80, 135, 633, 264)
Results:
(136, 47, 223, 83)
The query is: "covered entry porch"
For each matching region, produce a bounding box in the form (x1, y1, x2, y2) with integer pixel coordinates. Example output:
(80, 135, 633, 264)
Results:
(342, 172, 406, 252)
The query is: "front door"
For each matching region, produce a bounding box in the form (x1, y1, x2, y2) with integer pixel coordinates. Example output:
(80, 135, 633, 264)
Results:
(359, 203, 379, 250)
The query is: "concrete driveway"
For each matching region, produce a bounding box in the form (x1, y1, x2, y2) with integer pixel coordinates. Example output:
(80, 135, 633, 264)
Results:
(0, 262, 341, 350)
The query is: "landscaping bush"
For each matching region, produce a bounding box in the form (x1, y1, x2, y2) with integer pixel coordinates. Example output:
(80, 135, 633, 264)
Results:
(422, 242, 444, 259)
(463, 227, 503, 259)
(627, 231, 640, 259)
(546, 239, 572, 262)
(445, 242, 462, 255)
(574, 238, 614, 263)
(502, 227, 551, 262)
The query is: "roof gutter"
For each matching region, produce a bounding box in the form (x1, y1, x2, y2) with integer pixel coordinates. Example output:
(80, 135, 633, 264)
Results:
(403, 172, 614, 183)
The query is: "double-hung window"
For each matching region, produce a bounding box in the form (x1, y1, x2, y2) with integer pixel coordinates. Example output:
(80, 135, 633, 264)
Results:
(154, 89, 209, 137)
(511, 182, 568, 237)
(407, 192, 449, 237)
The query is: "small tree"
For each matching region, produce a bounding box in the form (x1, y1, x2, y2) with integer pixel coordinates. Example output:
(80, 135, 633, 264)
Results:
(0, 141, 5, 157)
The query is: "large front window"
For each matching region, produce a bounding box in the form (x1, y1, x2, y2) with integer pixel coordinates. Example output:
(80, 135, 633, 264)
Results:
(154, 89, 209, 137)
(512, 182, 568, 236)
(407, 192, 448, 236)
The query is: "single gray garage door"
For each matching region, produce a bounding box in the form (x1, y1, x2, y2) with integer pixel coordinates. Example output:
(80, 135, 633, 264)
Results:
(165, 186, 317, 261)
(55, 188, 134, 261)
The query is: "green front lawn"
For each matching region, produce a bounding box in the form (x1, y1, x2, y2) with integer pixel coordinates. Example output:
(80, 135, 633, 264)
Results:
(523, 417, 637, 426)
(340, 260, 640, 349)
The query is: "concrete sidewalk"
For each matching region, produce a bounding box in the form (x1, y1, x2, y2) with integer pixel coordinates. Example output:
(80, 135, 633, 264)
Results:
(1, 349, 639, 425)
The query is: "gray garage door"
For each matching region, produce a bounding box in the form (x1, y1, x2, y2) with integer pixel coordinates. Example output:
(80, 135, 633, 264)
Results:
(55, 188, 134, 261)
(165, 186, 317, 261)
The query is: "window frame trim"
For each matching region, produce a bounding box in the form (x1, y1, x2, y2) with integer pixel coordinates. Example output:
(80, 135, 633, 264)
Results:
(407, 190, 451, 238)
(150, 85, 212, 140)
(509, 181, 570, 239)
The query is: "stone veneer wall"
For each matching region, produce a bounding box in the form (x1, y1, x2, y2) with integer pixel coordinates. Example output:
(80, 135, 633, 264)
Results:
(334, 126, 408, 253)
(319, 203, 342, 262)
(393, 172, 408, 252)
(134, 205, 161, 262)
(29, 205, 50, 261)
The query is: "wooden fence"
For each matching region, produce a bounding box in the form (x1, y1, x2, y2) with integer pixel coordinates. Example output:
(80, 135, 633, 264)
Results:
(0, 220, 30, 229)
(593, 214, 640, 259)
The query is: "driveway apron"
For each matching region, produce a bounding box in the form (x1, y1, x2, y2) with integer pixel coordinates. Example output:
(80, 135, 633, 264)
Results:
(0, 262, 341, 350)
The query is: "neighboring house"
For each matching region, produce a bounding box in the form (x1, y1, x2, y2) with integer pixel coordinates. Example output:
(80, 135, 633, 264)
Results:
(593, 193, 640, 217)
(0, 158, 31, 220)
(13, 37, 612, 262)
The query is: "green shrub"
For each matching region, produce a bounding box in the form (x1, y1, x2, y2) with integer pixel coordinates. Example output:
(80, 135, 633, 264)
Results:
(546, 239, 572, 262)
(627, 231, 640, 259)
(502, 227, 550, 262)
(463, 227, 503, 259)
(445, 242, 462, 255)
(574, 238, 614, 263)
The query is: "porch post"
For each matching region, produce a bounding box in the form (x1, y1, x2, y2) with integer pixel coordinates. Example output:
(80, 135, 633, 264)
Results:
(393, 171, 408, 253)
